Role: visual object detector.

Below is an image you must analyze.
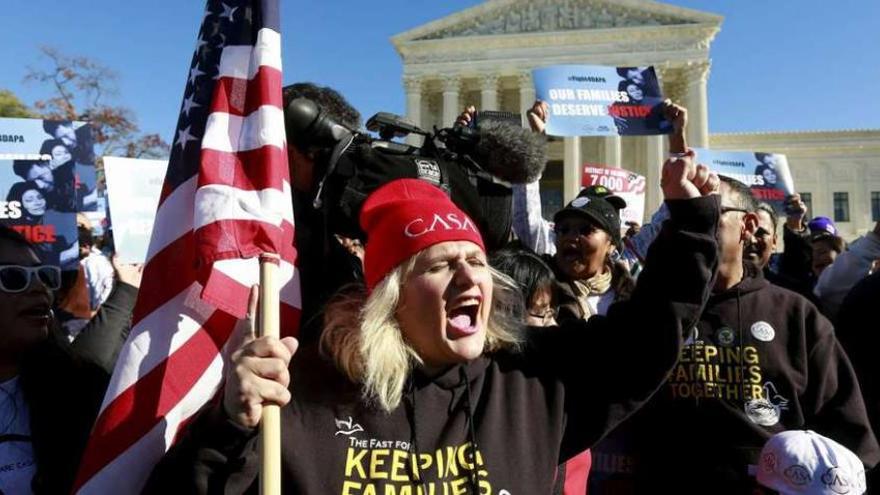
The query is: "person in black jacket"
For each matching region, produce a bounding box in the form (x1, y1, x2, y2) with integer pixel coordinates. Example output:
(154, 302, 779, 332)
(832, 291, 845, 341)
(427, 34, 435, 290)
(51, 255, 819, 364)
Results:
(624, 176, 879, 494)
(0, 226, 137, 493)
(834, 271, 880, 490)
(778, 193, 816, 288)
(281, 83, 366, 343)
(145, 154, 721, 494)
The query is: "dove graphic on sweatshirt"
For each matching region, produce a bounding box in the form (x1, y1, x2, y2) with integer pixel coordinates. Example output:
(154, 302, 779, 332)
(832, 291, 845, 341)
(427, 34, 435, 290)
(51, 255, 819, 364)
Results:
(335, 416, 364, 436)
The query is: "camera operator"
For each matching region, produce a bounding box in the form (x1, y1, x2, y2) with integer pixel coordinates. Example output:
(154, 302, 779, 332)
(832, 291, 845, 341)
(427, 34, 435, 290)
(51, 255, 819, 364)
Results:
(282, 83, 366, 342)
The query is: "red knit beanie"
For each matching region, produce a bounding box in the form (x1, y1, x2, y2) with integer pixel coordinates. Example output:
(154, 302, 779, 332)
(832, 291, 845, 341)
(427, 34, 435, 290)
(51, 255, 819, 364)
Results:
(360, 179, 485, 290)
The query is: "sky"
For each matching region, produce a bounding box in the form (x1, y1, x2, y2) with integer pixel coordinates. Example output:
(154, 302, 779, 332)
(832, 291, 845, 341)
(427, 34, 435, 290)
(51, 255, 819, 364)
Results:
(1, 0, 878, 144)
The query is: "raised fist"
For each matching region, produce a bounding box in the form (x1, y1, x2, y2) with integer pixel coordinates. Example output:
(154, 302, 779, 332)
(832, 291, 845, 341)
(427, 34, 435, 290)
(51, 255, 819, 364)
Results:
(661, 150, 719, 200)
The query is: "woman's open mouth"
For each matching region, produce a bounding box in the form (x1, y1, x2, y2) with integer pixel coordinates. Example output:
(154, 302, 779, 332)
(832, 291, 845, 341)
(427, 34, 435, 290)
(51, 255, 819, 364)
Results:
(447, 301, 480, 339)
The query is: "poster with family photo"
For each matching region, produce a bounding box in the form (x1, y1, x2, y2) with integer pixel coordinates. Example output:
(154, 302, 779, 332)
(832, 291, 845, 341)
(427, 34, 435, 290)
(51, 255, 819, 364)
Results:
(692, 148, 795, 213)
(533, 65, 670, 137)
(0, 117, 99, 213)
(0, 117, 97, 270)
(0, 159, 78, 270)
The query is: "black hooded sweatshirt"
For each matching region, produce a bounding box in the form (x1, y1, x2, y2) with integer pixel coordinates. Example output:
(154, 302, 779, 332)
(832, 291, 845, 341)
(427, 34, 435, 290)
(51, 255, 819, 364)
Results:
(144, 196, 720, 495)
(621, 263, 880, 494)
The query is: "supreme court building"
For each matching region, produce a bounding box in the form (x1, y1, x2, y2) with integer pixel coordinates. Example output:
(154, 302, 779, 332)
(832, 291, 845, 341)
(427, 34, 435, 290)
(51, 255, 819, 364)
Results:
(392, 0, 880, 239)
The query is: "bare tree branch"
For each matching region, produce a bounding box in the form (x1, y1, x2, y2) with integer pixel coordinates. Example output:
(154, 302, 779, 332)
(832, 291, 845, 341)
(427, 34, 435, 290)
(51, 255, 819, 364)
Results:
(23, 46, 169, 159)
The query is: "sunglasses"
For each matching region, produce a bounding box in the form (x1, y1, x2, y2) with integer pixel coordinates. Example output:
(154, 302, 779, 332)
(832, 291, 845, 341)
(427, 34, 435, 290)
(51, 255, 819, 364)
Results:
(0, 265, 61, 293)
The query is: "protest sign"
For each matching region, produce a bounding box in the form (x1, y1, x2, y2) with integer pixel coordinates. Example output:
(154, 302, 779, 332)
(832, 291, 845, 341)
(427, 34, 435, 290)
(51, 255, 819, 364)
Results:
(0, 117, 108, 270)
(0, 159, 78, 270)
(582, 165, 647, 225)
(693, 148, 795, 212)
(0, 117, 100, 213)
(103, 157, 167, 264)
(533, 65, 670, 137)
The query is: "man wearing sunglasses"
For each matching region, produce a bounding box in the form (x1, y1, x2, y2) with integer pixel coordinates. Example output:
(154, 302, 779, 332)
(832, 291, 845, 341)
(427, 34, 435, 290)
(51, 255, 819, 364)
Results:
(0, 226, 134, 493)
(617, 174, 878, 494)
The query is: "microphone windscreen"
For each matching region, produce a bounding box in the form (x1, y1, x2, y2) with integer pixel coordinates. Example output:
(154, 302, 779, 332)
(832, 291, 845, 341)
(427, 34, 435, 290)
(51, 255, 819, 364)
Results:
(475, 120, 547, 184)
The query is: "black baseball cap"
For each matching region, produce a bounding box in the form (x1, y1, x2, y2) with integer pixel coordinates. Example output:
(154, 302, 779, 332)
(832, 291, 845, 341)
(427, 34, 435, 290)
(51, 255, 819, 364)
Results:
(578, 185, 627, 210)
(553, 194, 622, 248)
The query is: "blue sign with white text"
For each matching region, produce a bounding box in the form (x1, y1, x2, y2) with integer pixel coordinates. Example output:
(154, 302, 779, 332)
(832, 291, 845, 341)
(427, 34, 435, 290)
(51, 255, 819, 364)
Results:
(533, 65, 670, 137)
(693, 148, 796, 213)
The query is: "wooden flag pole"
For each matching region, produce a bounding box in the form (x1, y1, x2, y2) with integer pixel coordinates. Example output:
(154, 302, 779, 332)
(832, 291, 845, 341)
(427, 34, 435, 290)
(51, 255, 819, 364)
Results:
(258, 253, 282, 495)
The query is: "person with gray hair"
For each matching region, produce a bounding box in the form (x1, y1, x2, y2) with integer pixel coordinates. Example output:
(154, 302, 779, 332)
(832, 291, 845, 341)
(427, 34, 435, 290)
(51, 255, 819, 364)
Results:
(615, 174, 878, 494)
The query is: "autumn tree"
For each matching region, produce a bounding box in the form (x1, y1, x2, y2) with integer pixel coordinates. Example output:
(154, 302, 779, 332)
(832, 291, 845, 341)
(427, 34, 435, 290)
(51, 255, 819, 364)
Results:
(24, 46, 169, 159)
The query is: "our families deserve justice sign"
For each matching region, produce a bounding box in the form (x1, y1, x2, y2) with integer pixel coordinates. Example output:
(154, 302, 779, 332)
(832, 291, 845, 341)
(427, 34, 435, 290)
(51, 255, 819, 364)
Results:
(533, 65, 671, 137)
(693, 148, 795, 213)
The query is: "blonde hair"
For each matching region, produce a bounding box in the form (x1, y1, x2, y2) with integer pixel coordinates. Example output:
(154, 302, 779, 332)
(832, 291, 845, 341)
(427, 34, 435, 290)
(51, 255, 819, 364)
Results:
(321, 253, 523, 412)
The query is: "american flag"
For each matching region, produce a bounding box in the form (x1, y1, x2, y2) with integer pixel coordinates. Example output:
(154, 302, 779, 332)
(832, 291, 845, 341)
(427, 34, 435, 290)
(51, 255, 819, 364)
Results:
(73, 0, 300, 492)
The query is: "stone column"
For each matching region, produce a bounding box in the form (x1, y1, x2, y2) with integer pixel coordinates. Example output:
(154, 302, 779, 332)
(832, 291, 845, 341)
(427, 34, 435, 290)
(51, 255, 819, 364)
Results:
(403, 75, 423, 146)
(682, 61, 711, 148)
(642, 135, 665, 218)
(518, 72, 536, 112)
(441, 75, 462, 127)
(657, 65, 680, 100)
(563, 137, 582, 203)
(601, 135, 622, 167)
(479, 74, 500, 111)
(856, 162, 869, 232)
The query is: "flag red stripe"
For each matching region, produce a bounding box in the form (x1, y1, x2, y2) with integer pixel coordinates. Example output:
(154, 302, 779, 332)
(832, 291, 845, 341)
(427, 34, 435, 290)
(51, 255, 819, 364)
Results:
(198, 146, 289, 192)
(132, 231, 198, 325)
(72, 309, 236, 490)
(210, 65, 282, 117)
(279, 302, 301, 339)
(133, 231, 202, 325)
(198, 258, 300, 333)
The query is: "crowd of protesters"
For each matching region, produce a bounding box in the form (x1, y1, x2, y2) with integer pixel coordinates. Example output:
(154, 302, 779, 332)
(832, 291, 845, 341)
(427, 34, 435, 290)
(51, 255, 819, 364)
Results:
(0, 81, 878, 495)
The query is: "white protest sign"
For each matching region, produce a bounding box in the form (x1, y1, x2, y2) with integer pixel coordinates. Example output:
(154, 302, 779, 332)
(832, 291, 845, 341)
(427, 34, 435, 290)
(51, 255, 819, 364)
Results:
(103, 157, 167, 263)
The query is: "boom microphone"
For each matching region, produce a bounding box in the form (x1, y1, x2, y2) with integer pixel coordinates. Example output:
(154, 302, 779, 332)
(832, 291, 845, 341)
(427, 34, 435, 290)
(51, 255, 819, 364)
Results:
(474, 120, 548, 184)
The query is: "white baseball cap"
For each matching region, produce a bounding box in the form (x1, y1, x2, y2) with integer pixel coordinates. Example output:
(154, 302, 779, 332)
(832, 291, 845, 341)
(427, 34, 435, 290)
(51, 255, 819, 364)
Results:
(757, 430, 866, 495)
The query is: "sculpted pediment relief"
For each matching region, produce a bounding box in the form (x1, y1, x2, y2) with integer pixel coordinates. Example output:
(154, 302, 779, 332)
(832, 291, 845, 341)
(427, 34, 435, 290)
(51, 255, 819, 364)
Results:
(405, 0, 719, 41)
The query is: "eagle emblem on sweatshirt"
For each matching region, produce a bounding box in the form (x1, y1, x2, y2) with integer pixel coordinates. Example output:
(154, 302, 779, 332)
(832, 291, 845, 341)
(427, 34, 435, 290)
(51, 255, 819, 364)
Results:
(335, 416, 364, 436)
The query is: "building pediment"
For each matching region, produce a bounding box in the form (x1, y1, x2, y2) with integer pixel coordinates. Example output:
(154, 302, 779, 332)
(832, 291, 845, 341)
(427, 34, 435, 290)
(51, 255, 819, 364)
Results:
(393, 0, 722, 43)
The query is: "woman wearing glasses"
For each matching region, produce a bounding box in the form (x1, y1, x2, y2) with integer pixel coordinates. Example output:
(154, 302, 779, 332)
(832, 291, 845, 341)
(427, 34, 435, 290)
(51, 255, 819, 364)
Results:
(0, 226, 125, 493)
(490, 246, 596, 494)
(490, 246, 558, 327)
